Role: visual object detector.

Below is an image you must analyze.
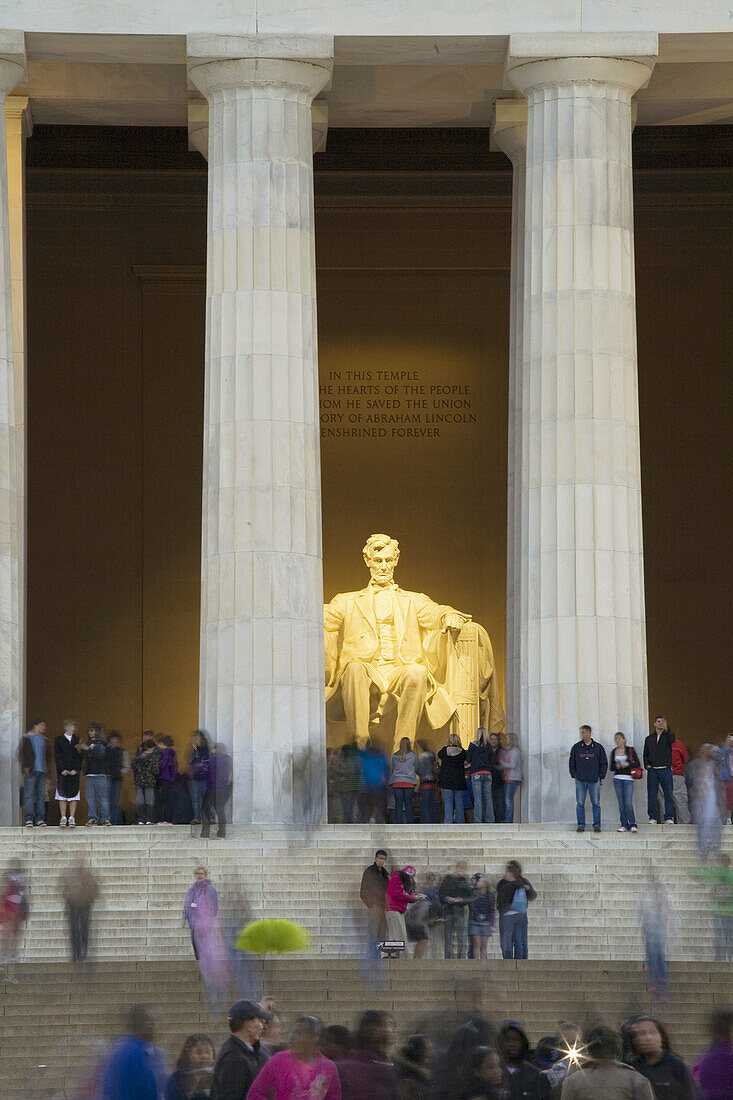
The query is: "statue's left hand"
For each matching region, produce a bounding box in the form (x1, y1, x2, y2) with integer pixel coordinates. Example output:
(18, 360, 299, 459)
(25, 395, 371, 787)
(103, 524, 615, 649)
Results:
(442, 613, 466, 635)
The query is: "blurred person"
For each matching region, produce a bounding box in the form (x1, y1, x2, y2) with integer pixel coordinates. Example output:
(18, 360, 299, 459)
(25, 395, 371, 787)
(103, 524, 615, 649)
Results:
(415, 740, 438, 824)
(132, 738, 159, 824)
(439, 859, 473, 958)
(467, 728, 496, 824)
(437, 732, 467, 823)
(340, 743, 363, 824)
(406, 872, 442, 959)
(328, 746, 347, 822)
(187, 730, 212, 826)
(319, 1025, 352, 1063)
(531, 1036, 565, 1093)
(0, 859, 29, 981)
(637, 873, 676, 1008)
(81, 722, 111, 826)
(201, 742, 232, 839)
(157, 735, 178, 824)
(497, 860, 537, 960)
(500, 733, 523, 823)
(359, 742, 390, 823)
(386, 865, 425, 944)
(261, 1011, 285, 1055)
(54, 718, 83, 826)
(720, 733, 733, 824)
(569, 725, 607, 833)
(644, 717, 675, 824)
(552, 1023, 585, 1092)
(498, 1022, 550, 1098)
(628, 1017, 697, 1100)
(468, 873, 496, 960)
(434, 1015, 495, 1099)
(488, 733, 505, 824)
(337, 1009, 397, 1100)
(609, 731, 641, 832)
(457, 1046, 509, 1100)
(391, 736, 418, 824)
(396, 1034, 435, 1100)
(210, 999, 271, 1100)
(688, 744, 726, 859)
(62, 856, 100, 962)
(560, 1026, 653, 1099)
(686, 853, 733, 961)
(248, 1015, 341, 1099)
(697, 1009, 733, 1100)
(19, 718, 49, 827)
(107, 731, 130, 825)
(669, 734, 691, 825)
(100, 1004, 167, 1100)
(360, 849, 390, 954)
(166, 1034, 215, 1100)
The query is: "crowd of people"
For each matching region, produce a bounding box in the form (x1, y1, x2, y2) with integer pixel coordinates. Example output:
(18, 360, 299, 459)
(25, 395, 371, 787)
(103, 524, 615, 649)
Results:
(18, 722, 232, 837)
(88, 999, 732, 1099)
(328, 720, 733, 843)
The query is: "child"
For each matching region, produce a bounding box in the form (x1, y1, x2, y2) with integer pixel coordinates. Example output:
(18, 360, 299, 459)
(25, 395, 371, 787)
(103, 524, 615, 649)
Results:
(131, 738, 159, 825)
(158, 735, 178, 824)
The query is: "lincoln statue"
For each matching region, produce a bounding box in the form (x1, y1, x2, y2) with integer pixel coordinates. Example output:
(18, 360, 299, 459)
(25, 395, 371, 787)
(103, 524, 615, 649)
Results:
(324, 534, 504, 750)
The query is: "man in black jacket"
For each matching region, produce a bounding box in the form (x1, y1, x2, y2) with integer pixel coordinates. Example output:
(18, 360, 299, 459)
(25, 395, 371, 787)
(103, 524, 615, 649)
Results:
(568, 725, 608, 833)
(360, 849, 389, 953)
(499, 1020, 551, 1098)
(211, 1000, 270, 1100)
(643, 716, 675, 824)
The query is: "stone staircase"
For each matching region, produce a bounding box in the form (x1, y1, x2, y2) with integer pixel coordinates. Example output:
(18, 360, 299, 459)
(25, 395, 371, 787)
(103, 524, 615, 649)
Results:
(0, 959, 730, 1098)
(0, 824, 729, 961)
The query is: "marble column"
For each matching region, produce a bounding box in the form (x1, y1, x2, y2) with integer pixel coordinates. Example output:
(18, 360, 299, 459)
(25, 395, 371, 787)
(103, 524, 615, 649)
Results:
(506, 34, 657, 822)
(491, 99, 527, 756)
(187, 34, 332, 824)
(0, 32, 26, 826)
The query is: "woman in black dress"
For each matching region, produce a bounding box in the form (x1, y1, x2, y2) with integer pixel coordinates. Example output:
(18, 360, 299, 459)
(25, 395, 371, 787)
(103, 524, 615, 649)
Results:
(54, 720, 83, 826)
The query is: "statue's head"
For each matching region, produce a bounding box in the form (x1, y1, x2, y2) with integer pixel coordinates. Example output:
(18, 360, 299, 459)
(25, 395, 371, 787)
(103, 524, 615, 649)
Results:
(363, 533, 400, 588)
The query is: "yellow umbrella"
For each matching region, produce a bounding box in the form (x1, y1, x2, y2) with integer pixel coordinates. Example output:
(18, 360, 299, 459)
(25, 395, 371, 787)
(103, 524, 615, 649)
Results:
(236, 918, 311, 954)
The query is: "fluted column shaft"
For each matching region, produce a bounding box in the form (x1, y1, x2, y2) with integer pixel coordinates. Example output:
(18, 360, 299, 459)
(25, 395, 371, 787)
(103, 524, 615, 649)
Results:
(0, 37, 26, 826)
(507, 39, 656, 822)
(493, 102, 527, 760)
(188, 37, 332, 824)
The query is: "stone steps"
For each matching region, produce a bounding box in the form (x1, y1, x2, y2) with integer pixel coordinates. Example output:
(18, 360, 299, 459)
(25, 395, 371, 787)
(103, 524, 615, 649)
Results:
(0, 959, 730, 1099)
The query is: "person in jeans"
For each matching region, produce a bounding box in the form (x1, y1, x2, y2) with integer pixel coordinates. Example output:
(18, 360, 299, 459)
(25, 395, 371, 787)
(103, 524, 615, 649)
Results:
(437, 733, 467, 823)
(132, 738, 159, 824)
(568, 725, 607, 833)
(609, 731, 641, 832)
(488, 733, 505, 824)
(19, 719, 49, 827)
(187, 729, 212, 826)
(416, 740, 437, 823)
(643, 715, 675, 824)
(466, 728, 495, 824)
(439, 859, 473, 958)
(497, 860, 536, 960)
(360, 849, 390, 954)
(107, 730, 129, 825)
(390, 737, 417, 824)
(81, 723, 111, 826)
(500, 733, 523, 823)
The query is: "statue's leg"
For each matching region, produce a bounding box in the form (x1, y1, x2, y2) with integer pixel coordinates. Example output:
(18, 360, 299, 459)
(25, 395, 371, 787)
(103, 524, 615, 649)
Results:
(391, 664, 430, 752)
(339, 662, 372, 748)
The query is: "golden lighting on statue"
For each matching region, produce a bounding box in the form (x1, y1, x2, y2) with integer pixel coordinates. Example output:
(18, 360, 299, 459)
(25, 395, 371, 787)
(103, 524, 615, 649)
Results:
(324, 534, 505, 751)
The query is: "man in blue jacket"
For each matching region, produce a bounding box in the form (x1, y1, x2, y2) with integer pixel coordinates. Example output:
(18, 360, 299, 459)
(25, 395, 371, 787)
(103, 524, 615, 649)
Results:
(100, 1004, 166, 1100)
(569, 725, 608, 833)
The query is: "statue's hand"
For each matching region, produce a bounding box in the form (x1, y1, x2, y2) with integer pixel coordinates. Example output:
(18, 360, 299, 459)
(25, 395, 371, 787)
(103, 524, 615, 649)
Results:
(442, 613, 466, 636)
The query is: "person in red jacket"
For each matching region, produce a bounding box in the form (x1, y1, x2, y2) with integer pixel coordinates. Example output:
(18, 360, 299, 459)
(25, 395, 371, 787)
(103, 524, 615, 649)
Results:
(657, 734, 691, 824)
(385, 867, 425, 947)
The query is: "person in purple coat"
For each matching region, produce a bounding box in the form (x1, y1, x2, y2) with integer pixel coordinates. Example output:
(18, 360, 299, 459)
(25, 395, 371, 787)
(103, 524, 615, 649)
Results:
(697, 1009, 733, 1100)
(157, 736, 178, 824)
(337, 1010, 397, 1100)
(200, 742, 232, 839)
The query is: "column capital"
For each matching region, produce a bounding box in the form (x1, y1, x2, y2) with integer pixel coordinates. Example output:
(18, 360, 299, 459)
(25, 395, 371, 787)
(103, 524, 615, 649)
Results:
(5, 94, 32, 138)
(491, 99, 527, 164)
(506, 32, 657, 97)
(187, 97, 329, 159)
(187, 33, 333, 101)
(0, 30, 26, 96)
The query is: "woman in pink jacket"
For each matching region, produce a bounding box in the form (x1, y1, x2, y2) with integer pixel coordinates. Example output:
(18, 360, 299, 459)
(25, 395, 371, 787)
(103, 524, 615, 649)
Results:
(385, 866, 425, 946)
(248, 1015, 341, 1099)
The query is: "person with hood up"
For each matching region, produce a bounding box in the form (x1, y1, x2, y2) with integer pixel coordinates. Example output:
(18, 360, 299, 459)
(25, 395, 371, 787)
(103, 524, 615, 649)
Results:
(498, 1021, 550, 1099)
(559, 1026, 653, 1099)
(385, 867, 425, 946)
(337, 1009, 397, 1100)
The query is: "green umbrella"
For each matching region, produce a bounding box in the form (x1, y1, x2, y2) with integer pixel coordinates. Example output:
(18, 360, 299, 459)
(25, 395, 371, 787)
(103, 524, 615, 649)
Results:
(236, 918, 312, 954)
